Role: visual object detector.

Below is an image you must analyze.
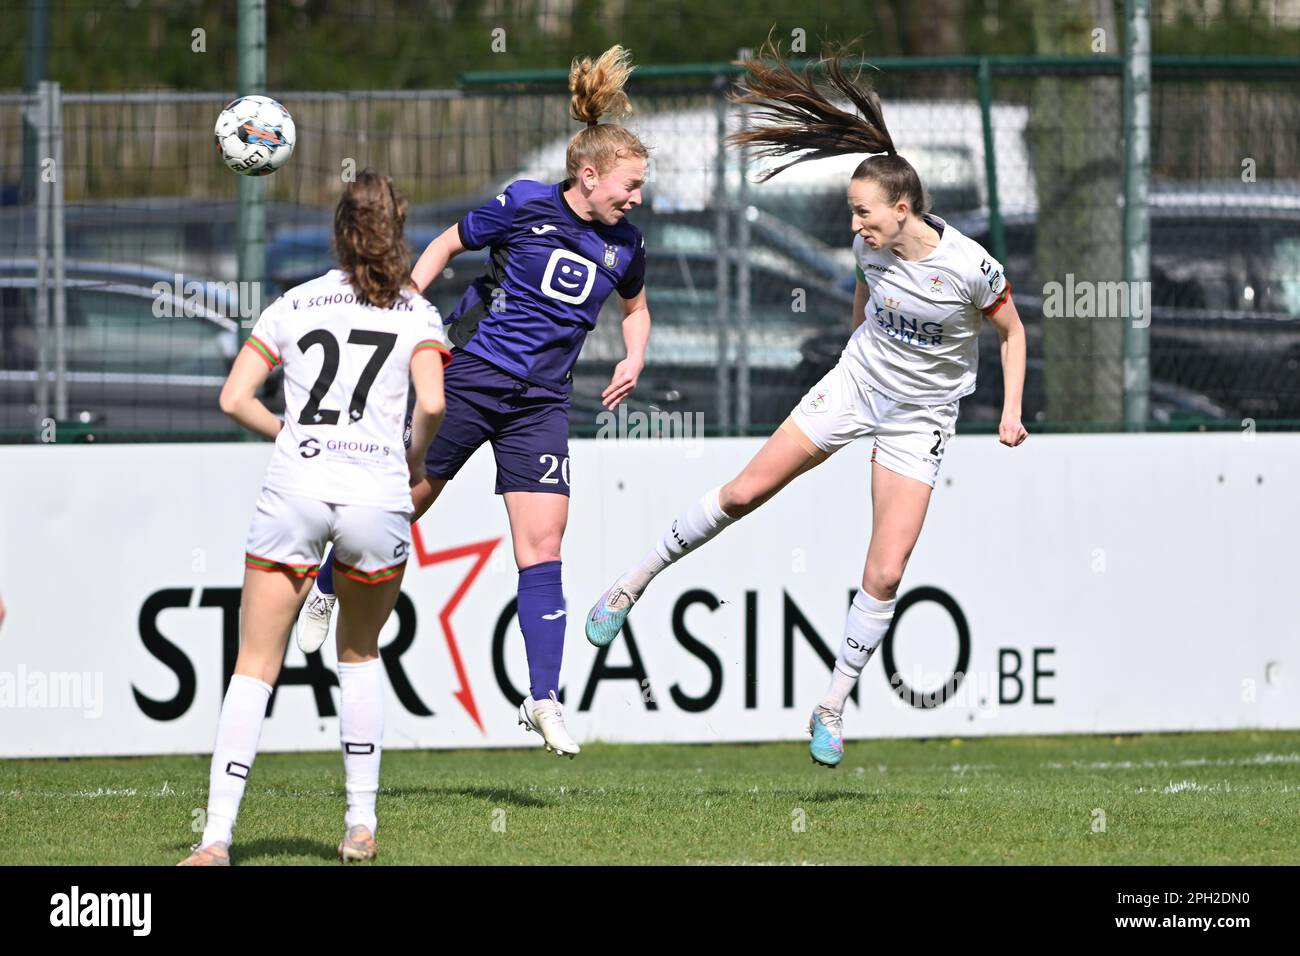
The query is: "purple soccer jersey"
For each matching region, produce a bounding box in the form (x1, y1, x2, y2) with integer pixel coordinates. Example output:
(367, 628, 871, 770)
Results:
(449, 179, 646, 393)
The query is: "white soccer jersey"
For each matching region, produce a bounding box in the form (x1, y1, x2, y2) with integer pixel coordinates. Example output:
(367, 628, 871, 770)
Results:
(245, 270, 451, 512)
(846, 214, 1011, 405)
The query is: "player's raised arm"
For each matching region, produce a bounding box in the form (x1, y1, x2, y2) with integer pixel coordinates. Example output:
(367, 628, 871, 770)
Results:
(410, 223, 466, 294)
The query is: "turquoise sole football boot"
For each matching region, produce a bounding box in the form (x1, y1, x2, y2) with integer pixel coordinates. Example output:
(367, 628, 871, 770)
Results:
(808, 706, 845, 768)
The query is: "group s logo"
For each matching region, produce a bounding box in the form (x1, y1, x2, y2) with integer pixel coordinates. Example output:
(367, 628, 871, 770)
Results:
(298, 438, 320, 459)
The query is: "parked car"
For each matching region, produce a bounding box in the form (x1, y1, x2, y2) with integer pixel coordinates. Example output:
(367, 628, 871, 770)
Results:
(940, 181, 1300, 422)
(0, 260, 242, 438)
(0, 199, 326, 286)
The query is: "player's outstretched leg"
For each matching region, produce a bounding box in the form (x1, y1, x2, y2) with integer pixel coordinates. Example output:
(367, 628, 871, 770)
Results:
(584, 483, 730, 647)
(809, 462, 930, 768)
(809, 590, 895, 767)
(586, 421, 823, 648)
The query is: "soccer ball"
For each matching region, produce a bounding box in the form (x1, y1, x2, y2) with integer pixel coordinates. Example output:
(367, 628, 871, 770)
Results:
(214, 95, 295, 176)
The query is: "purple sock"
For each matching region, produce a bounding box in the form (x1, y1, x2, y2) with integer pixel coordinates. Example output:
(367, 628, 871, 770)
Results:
(516, 560, 565, 700)
(317, 545, 336, 596)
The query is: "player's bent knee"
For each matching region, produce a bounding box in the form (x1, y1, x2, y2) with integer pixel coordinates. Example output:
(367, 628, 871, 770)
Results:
(720, 480, 761, 518)
(234, 659, 281, 688)
(863, 564, 905, 600)
(410, 478, 445, 522)
(515, 540, 562, 568)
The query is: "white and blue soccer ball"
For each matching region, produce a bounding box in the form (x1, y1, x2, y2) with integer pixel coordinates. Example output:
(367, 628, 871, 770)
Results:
(214, 95, 295, 176)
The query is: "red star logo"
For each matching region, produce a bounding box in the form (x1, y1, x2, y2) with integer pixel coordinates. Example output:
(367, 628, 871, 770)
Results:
(410, 525, 503, 734)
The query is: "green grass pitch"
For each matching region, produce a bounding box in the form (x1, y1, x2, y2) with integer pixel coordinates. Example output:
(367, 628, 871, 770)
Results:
(3, 731, 1297, 865)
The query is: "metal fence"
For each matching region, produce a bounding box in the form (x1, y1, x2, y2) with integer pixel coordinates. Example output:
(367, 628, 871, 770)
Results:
(2, 56, 1298, 442)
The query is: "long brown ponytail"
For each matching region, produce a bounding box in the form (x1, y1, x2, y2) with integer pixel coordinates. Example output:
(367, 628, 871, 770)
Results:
(728, 39, 928, 216)
(333, 169, 411, 310)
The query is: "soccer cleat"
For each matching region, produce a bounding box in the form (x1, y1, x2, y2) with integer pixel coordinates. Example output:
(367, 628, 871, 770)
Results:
(518, 691, 581, 758)
(177, 841, 230, 866)
(585, 582, 636, 648)
(295, 587, 336, 654)
(338, 824, 378, 863)
(808, 705, 845, 768)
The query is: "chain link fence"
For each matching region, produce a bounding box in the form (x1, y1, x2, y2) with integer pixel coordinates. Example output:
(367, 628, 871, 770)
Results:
(2, 58, 1298, 442)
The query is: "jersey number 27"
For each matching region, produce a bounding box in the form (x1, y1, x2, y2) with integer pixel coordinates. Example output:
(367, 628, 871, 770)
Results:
(296, 329, 397, 426)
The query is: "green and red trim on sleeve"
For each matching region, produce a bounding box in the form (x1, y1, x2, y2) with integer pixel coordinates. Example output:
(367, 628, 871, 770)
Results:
(981, 280, 1012, 317)
(244, 552, 319, 578)
(334, 557, 407, 585)
(413, 339, 453, 368)
(245, 334, 281, 370)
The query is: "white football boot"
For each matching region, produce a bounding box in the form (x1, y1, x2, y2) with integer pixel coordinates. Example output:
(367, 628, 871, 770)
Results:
(295, 586, 336, 654)
(518, 691, 581, 758)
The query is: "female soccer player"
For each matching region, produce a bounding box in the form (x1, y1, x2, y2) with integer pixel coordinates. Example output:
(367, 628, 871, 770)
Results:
(296, 45, 652, 758)
(584, 42, 1028, 767)
(179, 170, 450, 864)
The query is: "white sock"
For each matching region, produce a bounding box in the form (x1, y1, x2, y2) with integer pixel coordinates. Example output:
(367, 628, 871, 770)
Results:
(338, 658, 384, 834)
(619, 547, 668, 598)
(820, 591, 897, 713)
(622, 486, 734, 599)
(201, 674, 273, 847)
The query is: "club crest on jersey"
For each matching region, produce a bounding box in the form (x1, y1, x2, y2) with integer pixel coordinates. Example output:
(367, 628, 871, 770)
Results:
(805, 389, 830, 414)
(603, 244, 618, 268)
(926, 274, 945, 296)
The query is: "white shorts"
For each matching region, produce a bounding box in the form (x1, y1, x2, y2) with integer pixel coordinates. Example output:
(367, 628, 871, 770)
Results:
(786, 361, 959, 488)
(244, 487, 411, 584)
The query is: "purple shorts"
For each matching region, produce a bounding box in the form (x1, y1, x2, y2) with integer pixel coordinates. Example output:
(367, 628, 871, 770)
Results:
(423, 349, 571, 496)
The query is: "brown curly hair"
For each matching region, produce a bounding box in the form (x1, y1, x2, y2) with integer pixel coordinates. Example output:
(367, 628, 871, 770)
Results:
(333, 169, 411, 310)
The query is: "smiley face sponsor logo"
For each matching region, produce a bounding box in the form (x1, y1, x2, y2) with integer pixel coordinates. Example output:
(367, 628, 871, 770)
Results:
(540, 249, 598, 304)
